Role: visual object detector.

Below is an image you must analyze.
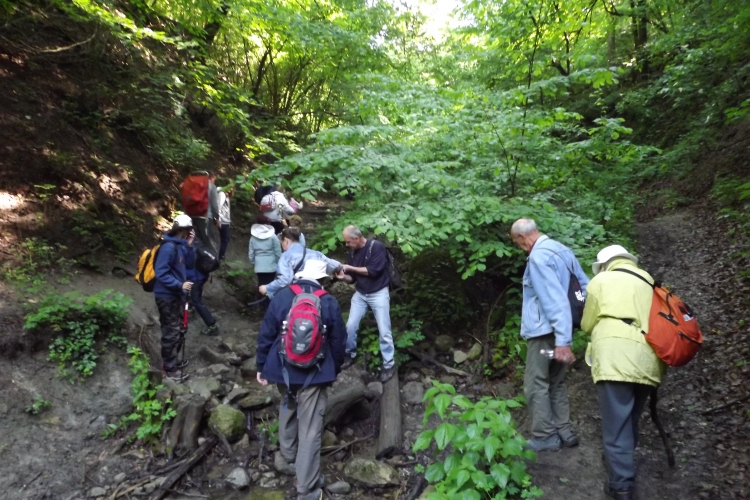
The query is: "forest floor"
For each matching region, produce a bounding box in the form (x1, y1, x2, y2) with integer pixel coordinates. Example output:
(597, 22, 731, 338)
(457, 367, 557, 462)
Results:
(1, 205, 748, 500)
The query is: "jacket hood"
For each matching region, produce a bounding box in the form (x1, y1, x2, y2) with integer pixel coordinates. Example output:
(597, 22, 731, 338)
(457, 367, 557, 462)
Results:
(251, 224, 276, 239)
(162, 233, 187, 245)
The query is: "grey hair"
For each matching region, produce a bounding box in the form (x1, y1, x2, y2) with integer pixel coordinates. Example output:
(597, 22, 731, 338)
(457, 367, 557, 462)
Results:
(511, 218, 538, 236)
(343, 225, 363, 238)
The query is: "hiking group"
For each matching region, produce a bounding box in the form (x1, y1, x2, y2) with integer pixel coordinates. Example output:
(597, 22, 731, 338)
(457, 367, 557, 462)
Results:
(510, 218, 701, 500)
(138, 177, 701, 500)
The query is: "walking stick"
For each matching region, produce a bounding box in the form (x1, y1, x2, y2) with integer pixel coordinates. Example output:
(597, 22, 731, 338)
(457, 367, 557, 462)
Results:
(180, 293, 189, 380)
(649, 387, 675, 467)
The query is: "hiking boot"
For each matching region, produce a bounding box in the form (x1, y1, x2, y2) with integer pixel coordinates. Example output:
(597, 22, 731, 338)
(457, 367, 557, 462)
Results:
(201, 323, 220, 336)
(558, 430, 579, 448)
(523, 434, 561, 452)
(380, 366, 395, 383)
(175, 359, 189, 369)
(341, 356, 356, 370)
(164, 370, 189, 383)
(273, 451, 295, 476)
(604, 483, 634, 500)
(297, 489, 322, 500)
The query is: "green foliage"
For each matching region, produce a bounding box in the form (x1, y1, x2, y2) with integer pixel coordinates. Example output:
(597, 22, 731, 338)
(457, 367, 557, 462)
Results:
(24, 290, 132, 380)
(357, 307, 425, 370)
(413, 383, 543, 499)
(24, 396, 51, 415)
(125, 347, 177, 441)
(0, 237, 68, 295)
(259, 418, 280, 446)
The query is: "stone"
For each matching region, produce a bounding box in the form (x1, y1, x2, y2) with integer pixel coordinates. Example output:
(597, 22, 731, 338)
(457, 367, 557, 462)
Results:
(246, 489, 285, 500)
(237, 386, 276, 410)
(438, 375, 456, 385)
(453, 350, 468, 364)
(226, 467, 250, 490)
(467, 342, 483, 360)
(343, 427, 355, 438)
(495, 382, 515, 399)
(199, 345, 227, 364)
(89, 487, 107, 498)
(322, 430, 338, 448)
(226, 386, 251, 403)
(344, 457, 399, 487)
(208, 404, 246, 443)
(401, 381, 425, 405)
(163, 377, 190, 396)
(186, 376, 222, 399)
(406, 372, 420, 381)
(235, 434, 251, 452)
(434, 335, 455, 352)
(226, 353, 243, 366)
(326, 480, 352, 494)
(365, 381, 383, 398)
(155, 386, 173, 403)
(208, 364, 231, 376)
(259, 471, 279, 488)
(241, 358, 258, 377)
(419, 485, 437, 499)
(114, 473, 126, 484)
(89, 415, 106, 433)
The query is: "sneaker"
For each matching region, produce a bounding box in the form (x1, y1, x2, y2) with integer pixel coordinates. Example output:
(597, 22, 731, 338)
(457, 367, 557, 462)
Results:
(164, 370, 189, 383)
(380, 366, 395, 383)
(201, 323, 220, 336)
(273, 451, 295, 476)
(175, 359, 189, 369)
(297, 489, 322, 500)
(341, 356, 356, 370)
(604, 483, 634, 500)
(558, 430, 579, 448)
(523, 434, 562, 452)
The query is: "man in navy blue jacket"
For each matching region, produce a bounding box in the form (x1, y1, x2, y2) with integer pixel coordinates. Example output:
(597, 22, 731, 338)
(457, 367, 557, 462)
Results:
(256, 260, 346, 500)
(154, 214, 196, 382)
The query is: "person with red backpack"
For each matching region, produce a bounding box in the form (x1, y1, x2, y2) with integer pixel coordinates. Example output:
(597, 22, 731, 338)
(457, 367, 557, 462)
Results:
(581, 245, 667, 500)
(255, 260, 346, 500)
(182, 171, 220, 253)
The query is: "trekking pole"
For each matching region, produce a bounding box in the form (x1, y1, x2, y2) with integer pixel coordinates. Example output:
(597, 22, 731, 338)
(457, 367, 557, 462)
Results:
(180, 293, 189, 380)
(649, 387, 675, 467)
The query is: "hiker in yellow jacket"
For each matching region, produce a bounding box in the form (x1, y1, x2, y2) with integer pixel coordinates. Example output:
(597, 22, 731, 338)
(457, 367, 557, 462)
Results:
(581, 245, 666, 500)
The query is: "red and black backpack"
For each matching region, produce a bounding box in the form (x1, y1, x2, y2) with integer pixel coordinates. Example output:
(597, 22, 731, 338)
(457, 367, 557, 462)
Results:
(280, 284, 328, 369)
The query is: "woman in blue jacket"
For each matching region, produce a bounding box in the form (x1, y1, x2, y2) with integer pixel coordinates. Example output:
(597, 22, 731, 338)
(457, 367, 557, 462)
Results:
(154, 214, 195, 382)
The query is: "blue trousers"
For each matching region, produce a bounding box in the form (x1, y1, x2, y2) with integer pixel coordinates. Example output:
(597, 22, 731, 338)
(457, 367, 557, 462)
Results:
(345, 287, 394, 369)
(190, 279, 215, 327)
(219, 223, 230, 260)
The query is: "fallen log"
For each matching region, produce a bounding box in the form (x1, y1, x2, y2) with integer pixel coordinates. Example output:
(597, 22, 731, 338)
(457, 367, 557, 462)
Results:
(324, 383, 366, 427)
(405, 348, 471, 378)
(149, 437, 217, 500)
(377, 370, 401, 456)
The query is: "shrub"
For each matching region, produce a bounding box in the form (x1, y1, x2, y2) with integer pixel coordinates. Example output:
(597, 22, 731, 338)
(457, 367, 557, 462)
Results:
(24, 290, 132, 380)
(413, 382, 543, 499)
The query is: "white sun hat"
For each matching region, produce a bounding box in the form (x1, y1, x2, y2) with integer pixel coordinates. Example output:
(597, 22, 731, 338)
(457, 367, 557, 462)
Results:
(592, 244, 638, 275)
(294, 259, 329, 281)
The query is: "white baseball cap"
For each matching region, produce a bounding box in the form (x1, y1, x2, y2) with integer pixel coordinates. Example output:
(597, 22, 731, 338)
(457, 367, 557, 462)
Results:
(172, 214, 193, 229)
(592, 245, 638, 275)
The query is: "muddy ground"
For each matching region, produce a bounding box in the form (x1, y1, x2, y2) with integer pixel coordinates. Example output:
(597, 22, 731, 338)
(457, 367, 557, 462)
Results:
(1, 206, 749, 500)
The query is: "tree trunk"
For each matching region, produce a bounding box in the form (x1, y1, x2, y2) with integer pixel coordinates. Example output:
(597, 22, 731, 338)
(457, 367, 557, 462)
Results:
(324, 384, 366, 427)
(377, 371, 401, 456)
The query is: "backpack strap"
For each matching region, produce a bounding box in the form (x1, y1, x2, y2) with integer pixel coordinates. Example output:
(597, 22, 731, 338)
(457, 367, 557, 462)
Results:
(612, 268, 655, 288)
(312, 289, 328, 298)
(289, 284, 303, 295)
(365, 239, 375, 262)
(534, 247, 575, 275)
(292, 246, 307, 274)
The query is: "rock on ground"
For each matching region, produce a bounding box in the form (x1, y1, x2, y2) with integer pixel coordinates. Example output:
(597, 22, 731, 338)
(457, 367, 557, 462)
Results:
(326, 480, 352, 494)
(208, 404, 246, 442)
(467, 342, 483, 360)
(453, 350, 468, 364)
(344, 457, 399, 486)
(226, 467, 250, 490)
(434, 335, 455, 352)
(401, 381, 425, 405)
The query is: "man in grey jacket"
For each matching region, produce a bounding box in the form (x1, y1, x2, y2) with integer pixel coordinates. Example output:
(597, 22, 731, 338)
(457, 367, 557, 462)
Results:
(511, 218, 590, 452)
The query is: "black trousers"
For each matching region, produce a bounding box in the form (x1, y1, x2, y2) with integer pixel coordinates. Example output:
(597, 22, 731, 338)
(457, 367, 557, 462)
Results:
(190, 279, 215, 327)
(156, 297, 183, 372)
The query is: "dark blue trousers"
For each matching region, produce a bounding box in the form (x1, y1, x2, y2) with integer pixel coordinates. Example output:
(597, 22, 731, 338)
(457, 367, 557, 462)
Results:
(219, 223, 230, 260)
(190, 279, 215, 327)
(597, 381, 652, 492)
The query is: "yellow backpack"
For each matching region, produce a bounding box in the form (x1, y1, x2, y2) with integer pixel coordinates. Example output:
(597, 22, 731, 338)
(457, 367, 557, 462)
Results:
(136, 242, 174, 292)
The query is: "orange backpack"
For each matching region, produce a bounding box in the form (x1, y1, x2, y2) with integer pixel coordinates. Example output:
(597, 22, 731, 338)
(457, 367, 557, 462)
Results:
(615, 268, 703, 366)
(182, 172, 209, 216)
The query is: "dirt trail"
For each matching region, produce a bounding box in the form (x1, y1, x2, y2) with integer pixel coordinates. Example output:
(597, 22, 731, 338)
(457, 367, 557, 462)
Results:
(527, 208, 750, 499)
